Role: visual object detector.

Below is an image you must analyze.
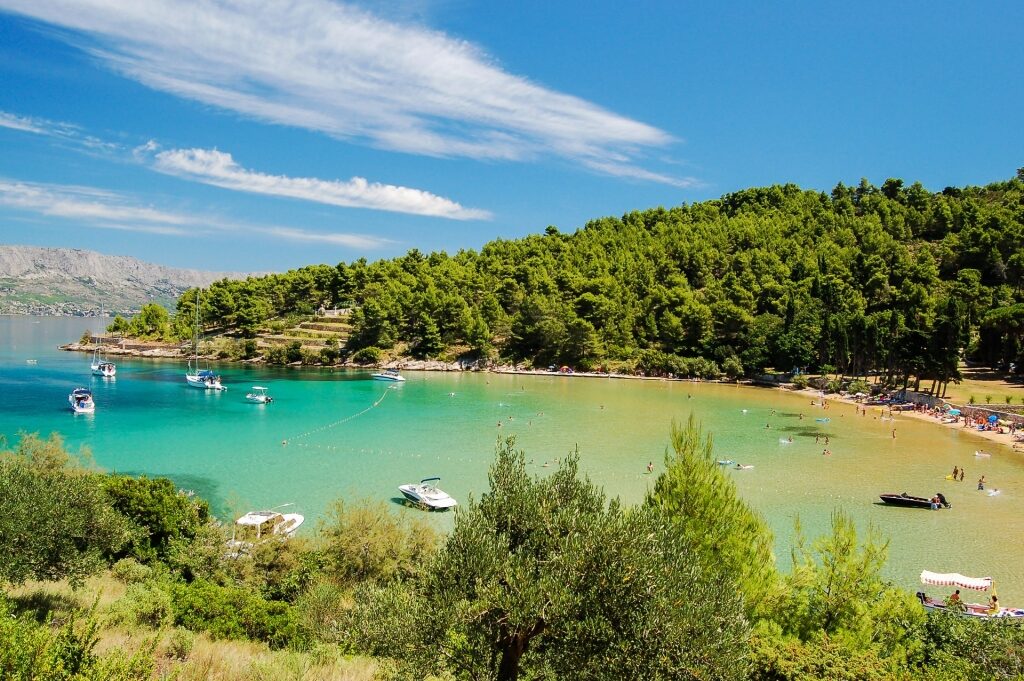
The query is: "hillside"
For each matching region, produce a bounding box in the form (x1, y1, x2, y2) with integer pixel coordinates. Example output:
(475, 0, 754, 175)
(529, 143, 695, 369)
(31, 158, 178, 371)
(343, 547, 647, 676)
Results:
(0, 245, 250, 315)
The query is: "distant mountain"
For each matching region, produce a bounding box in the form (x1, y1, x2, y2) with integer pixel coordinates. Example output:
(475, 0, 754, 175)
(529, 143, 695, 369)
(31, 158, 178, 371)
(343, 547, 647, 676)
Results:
(0, 245, 251, 315)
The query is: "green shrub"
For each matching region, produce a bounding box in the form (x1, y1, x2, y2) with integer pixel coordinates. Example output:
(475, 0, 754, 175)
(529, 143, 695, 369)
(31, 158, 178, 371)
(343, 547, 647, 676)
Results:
(103, 475, 210, 563)
(847, 379, 870, 395)
(300, 349, 321, 365)
(112, 582, 174, 628)
(265, 345, 288, 365)
(792, 375, 809, 390)
(285, 341, 303, 364)
(111, 558, 152, 584)
(169, 580, 301, 649)
(350, 347, 382, 365)
(166, 627, 195, 661)
(242, 339, 259, 359)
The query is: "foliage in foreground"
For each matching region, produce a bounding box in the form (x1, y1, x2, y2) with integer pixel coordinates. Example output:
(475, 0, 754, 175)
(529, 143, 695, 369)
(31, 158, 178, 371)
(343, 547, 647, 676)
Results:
(346, 437, 751, 681)
(647, 415, 778, 615)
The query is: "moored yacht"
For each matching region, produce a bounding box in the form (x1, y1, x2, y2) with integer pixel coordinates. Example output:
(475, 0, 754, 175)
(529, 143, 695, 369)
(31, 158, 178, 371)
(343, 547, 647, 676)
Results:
(91, 347, 116, 377)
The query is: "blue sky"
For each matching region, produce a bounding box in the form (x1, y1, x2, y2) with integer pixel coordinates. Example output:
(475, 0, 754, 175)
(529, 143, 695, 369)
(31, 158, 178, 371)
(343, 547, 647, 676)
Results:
(0, 1, 1021, 272)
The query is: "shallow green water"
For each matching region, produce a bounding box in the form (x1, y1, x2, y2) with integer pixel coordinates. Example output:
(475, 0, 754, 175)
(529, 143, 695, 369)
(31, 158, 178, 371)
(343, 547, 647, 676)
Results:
(4, 317, 1024, 603)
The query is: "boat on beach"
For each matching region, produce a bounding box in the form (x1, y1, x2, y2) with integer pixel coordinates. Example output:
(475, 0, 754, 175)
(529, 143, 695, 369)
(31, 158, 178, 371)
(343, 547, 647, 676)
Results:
(879, 492, 950, 509)
(398, 477, 457, 510)
(372, 368, 406, 382)
(68, 387, 95, 413)
(917, 570, 1024, 619)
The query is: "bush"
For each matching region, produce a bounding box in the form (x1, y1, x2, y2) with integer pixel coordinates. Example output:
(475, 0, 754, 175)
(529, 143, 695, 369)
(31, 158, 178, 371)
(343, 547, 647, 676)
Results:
(265, 345, 288, 365)
(166, 627, 195, 661)
(242, 339, 259, 359)
(285, 341, 303, 364)
(112, 558, 152, 584)
(300, 349, 321, 365)
(847, 379, 871, 395)
(792, 375, 809, 390)
(350, 347, 382, 365)
(320, 345, 339, 365)
(112, 582, 174, 628)
(169, 580, 301, 649)
(318, 499, 438, 585)
(103, 475, 210, 563)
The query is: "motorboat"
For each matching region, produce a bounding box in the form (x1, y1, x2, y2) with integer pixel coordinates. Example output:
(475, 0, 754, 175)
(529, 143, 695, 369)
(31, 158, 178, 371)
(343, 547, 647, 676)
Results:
(226, 506, 304, 555)
(398, 477, 457, 510)
(371, 368, 406, 382)
(90, 347, 116, 377)
(917, 570, 1024, 619)
(68, 387, 95, 413)
(245, 386, 273, 404)
(879, 492, 950, 509)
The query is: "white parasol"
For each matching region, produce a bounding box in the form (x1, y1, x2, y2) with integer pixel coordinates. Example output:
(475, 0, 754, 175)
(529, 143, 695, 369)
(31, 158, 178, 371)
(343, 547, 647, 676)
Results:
(920, 570, 992, 591)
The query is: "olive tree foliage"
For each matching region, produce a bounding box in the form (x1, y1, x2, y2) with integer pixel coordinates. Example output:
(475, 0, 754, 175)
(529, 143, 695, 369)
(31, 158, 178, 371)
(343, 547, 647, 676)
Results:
(646, 415, 778, 615)
(0, 434, 132, 586)
(347, 437, 750, 681)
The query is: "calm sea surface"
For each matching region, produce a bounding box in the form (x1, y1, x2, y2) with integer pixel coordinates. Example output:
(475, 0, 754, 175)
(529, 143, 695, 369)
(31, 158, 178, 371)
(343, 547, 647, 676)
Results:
(4, 316, 1024, 602)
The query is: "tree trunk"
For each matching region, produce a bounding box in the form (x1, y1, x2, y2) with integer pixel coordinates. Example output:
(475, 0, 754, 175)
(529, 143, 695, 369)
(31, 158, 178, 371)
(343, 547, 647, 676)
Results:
(497, 635, 528, 681)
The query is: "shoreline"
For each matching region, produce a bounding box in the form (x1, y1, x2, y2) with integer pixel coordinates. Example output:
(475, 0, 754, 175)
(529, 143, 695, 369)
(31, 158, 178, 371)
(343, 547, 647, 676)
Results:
(61, 339, 1022, 451)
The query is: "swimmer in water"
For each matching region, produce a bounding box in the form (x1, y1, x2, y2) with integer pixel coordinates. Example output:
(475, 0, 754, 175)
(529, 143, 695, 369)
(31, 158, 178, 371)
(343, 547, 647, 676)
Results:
(647, 461, 654, 473)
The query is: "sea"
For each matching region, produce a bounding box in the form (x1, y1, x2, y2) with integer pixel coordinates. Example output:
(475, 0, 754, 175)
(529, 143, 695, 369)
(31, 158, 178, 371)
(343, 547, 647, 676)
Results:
(3, 316, 1024, 603)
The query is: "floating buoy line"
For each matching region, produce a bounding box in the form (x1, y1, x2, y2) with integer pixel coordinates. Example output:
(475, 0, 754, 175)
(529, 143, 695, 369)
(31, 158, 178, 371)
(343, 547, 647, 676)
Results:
(282, 388, 393, 448)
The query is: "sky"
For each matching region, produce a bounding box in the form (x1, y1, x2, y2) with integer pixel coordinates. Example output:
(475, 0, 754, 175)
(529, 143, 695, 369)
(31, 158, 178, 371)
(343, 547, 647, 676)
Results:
(0, 1, 1021, 272)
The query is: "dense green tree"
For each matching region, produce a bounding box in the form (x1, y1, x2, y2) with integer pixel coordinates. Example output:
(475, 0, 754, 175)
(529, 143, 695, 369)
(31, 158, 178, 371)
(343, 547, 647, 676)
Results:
(646, 416, 777, 614)
(103, 475, 210, 563)
(0, 434, 132, 586)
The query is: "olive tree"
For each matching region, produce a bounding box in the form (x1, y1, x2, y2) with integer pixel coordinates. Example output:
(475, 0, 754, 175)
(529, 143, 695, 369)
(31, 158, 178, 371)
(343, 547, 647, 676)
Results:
(349, 437, 750, 680)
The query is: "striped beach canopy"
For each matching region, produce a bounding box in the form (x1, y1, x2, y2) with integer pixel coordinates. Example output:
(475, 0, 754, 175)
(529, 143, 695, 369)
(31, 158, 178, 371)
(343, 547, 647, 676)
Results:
(920, 571, 992, 591)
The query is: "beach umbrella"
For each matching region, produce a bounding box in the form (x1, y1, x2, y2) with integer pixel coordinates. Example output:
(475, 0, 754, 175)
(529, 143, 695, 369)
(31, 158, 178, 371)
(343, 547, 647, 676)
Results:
(988, 414, 998, 423)
(948, 409, 961, 416)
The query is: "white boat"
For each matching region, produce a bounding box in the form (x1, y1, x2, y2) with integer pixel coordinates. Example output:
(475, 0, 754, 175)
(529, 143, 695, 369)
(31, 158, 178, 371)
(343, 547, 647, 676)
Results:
(917, 570, 1024, 619)
(246, 386, 273, 404)
(227, 506, 304, 555)
(90, 347, 116, 377)
(68, 387, 95, 413)
(974, 450, 991, 458)
(398, 477, 457, 510)
(184, 292, 225, 390)
(372, 368, 406, 382)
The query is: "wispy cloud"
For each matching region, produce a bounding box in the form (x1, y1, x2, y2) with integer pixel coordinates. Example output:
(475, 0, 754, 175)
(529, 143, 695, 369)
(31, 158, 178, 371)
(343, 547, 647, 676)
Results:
(0, 111, 48, 134)
(148, 146, 490, 220)
(0, 109, 121, 154)
(0, 178, 391, 247)
(0, 0, 688, 185)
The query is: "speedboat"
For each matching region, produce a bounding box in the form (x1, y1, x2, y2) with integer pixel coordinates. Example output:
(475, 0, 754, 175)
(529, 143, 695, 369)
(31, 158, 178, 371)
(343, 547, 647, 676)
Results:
(879, 492, 950, 509)
(69, 387, 95, 413)
(398, 477, 457, 510)
(90, 348, 116, 377)
(372, 368, 406, 382)
(245, 386, 273, 403)
(226, 506, 304, 555)
(917, 570, 1024, 619)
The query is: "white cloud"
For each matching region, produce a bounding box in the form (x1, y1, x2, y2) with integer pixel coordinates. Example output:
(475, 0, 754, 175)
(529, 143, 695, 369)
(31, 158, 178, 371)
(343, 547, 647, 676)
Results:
(150, 146, 490, 220)
(0, 0, 688, 185)
(0, 111, 47, 134)
(0, 178, 391, 247)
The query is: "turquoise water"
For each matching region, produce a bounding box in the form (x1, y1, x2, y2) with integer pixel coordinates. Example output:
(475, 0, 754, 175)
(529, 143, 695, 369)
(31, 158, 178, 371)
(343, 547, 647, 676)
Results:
(4, 317, 1024, 603)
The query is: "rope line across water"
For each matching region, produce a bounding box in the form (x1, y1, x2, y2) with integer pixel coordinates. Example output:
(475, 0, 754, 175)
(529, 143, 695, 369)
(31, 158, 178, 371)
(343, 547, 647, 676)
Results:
(282, 388, 393, 445)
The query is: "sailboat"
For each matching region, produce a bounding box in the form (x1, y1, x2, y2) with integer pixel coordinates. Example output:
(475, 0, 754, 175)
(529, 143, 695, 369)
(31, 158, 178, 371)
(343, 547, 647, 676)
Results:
(185, 292, 226, 391)
(90, 345, 116, 377)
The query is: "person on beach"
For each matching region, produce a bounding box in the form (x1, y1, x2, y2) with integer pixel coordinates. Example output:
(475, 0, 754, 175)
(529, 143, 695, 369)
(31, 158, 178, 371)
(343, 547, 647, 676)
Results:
(959, 468, 965, 482)
(816, 434, 820, 444)
(825, 435, 830, 445)
(892, 429, 896, 439)
(949, 589, 961, 604)
(978, 475, 986, 490)
(952, 465, 959, 479)
(988, 594, 999, 613)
